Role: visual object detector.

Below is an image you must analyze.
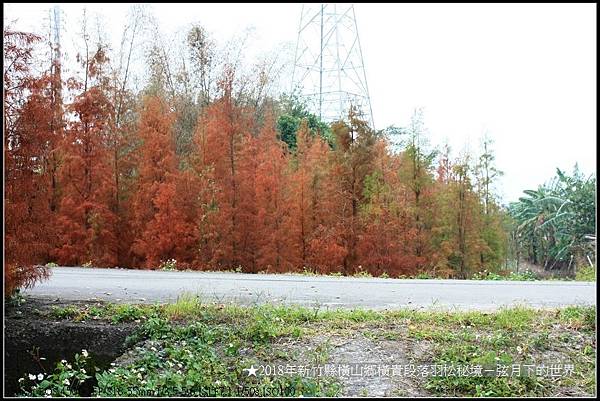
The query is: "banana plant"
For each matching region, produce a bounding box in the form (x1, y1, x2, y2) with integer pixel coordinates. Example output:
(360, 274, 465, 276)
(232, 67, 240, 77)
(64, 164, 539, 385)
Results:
(509, 166, 596, 270)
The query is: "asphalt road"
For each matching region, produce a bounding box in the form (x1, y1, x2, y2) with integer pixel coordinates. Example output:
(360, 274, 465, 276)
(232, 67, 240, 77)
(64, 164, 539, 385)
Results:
(24, 267, 596, 311)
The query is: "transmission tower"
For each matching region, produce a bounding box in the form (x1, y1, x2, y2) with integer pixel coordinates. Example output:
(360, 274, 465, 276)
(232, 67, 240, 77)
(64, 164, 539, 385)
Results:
(291, 4, 374, 128)
(48, 6, 63, 103)
(49, 6, 62, 72)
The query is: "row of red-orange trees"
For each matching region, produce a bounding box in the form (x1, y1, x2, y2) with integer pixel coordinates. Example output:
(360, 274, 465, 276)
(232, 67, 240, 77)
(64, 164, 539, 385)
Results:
(5, 28, 508, 295)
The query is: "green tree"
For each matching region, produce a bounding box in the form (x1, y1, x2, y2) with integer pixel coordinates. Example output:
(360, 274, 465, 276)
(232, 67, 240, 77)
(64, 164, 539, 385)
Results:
(397, 109, 437, 265)
(276, 94, 332, 150)
(473, 135, 507, 270)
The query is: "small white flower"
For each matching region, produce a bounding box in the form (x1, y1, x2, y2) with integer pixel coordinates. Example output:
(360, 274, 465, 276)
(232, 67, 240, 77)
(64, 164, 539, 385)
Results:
(176, 370, 182, 375)
(177, 363, 183, 368)
(215, 380, 221, 386)
(109, 368, 116, 373)
(80, 368, 86, 374)
(46, 389, 52, 395)
(141, 380, 147, 384)
(139, 367, 145, 372)
(150, 347, 157, 352)
(63, 378, 70, 385)
(81, 349, 88, 357)
(137, 372, 143, 379)
(61, 359, 67, 364)
(28, 374, 36, 380)
(37, 373, 44, 381)
(110, 362, 116, 366)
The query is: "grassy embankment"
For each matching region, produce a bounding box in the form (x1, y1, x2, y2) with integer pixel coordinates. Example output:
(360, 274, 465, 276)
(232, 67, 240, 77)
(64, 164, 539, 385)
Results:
(14, 293, 596, 397)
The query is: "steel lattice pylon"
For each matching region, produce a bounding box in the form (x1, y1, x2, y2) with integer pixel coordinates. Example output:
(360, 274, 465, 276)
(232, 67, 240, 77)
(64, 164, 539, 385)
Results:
(291, 3, 374, 128)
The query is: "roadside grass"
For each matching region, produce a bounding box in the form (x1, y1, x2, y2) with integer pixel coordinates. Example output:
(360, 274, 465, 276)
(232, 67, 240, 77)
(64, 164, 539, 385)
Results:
(163, 293, 203, 320)
(95, 297, 343, 396)
(408, 306, 595, 397)
(27, 298, 596, 397)
(94, 318, 341, 397)
(575, 265, 596, 282)
(50, 305, 81, 320)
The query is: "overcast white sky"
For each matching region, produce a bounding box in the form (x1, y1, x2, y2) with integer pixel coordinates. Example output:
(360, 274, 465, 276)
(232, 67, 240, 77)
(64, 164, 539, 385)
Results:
(4, 3, 596, 204)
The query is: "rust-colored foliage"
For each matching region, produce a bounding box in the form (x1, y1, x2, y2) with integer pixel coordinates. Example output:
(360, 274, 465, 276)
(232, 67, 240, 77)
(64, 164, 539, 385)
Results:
(328, 107, 377, 274)
(286, 120, 344, 273)
(54, 84, 118, 267)
(5, 28, 510, 281)
(51, 41, 121, 268)
(431, 156, 489, 278)
(357, 141, 423, 277)
(194, 70, 258, 271)
(4, 29, 53, 294)
(129, 96, 198, 268)
(254, 114, 290, 272)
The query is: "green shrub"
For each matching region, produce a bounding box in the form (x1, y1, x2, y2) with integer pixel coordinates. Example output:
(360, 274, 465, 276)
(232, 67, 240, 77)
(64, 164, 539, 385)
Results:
(51, 305, 80, 320)
(108, 304, 149, 323)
